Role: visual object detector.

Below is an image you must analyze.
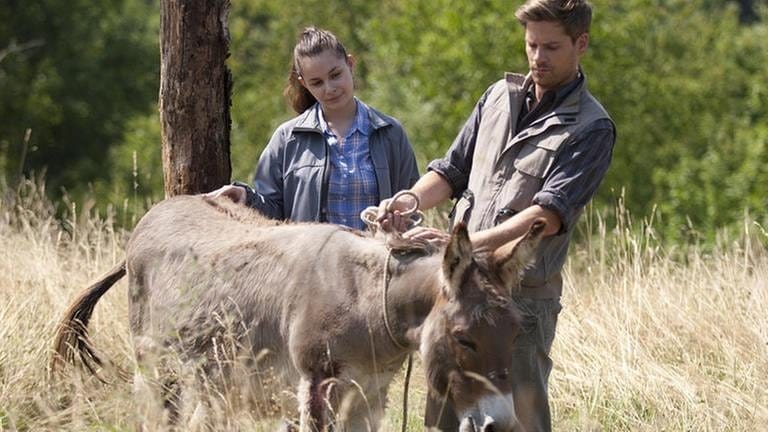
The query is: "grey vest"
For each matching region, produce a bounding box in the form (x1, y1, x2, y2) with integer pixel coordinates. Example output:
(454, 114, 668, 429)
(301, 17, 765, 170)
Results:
(454, 73, 611, 298)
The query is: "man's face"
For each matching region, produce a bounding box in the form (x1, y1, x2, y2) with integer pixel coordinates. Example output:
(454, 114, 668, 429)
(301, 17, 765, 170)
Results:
(524, 20, 588, 94)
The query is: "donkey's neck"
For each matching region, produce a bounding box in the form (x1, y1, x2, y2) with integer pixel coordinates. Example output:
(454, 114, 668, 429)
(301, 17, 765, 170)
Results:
(385, 252, 443, 351)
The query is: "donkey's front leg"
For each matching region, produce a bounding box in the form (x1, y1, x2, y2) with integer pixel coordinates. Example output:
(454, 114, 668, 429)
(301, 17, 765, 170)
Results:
(297, 374, 327, 432)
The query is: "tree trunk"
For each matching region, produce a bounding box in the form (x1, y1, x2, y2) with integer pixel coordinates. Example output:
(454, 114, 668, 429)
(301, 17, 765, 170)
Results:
(737, 0, 757, 24)
(159, 0, 232, 197)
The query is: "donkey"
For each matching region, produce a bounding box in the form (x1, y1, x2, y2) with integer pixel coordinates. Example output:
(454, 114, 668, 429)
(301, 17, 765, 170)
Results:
(52, 195, 546, 432)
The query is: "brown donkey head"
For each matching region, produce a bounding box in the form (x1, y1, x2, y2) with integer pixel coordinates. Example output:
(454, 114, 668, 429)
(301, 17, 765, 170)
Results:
(420, 220, 546, 432)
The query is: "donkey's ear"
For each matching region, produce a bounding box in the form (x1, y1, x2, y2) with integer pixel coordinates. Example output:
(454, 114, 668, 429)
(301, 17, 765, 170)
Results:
(491, 218, 547, 290)
(442, 223, 474, 299)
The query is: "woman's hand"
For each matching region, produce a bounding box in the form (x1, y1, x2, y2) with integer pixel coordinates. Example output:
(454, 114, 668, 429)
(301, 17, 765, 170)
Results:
(203, 184, 247, 204)
(403, 226, 450, 248)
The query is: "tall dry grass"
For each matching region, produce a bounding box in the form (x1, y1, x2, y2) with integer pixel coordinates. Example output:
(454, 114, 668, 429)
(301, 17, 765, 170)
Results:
(1, 180, 766, 431)
(553, 203, 768, 431)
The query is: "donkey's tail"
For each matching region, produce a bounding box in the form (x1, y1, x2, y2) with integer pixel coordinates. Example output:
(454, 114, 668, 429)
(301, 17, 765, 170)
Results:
(50, 261, 127, 379)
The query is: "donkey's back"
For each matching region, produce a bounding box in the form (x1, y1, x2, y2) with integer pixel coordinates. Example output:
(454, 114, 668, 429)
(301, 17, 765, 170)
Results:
(128, 195, 387, 343)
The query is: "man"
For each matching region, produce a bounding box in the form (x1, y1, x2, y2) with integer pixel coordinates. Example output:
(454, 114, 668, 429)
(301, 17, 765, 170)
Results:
(377, 1, 615, 430)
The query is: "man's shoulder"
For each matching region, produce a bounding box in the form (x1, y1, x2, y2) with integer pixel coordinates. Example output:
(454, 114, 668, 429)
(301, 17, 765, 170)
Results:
(480, 72, 530, 104)
(574, 73, 612, 122)
(504, 72, 527, 89)
(485, 73, 525, 92)
(579, 90, 614, 125)
(476, 73, 523, 108)
(571, 91, 616, 143)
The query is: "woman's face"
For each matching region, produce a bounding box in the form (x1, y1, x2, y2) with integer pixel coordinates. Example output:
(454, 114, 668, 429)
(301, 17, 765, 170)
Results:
(298, 49, 355, 115)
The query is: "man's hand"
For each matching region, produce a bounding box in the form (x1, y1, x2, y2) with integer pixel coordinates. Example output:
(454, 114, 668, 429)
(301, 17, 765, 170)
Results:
(374, 172, 454, 232)
(376, 191, 420, 233)
(203, 184, 247, 204)
(403, 226, 451, 248)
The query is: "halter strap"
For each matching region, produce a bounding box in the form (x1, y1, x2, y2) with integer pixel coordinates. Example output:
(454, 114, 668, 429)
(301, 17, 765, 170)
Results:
(380, 247, 414, 432)
(382, 249, 408, 350)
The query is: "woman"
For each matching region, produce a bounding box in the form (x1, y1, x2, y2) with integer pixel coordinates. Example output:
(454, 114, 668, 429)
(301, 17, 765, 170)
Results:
(209, 27, 419, 230)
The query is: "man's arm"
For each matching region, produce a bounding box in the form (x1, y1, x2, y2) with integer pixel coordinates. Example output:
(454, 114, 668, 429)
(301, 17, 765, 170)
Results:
(409, 171, 454, 211)
(377, 85, 496, 232)
(407, 119, 614, 249)
(469, 205, 561, 252)
(403, 203, 561, 249)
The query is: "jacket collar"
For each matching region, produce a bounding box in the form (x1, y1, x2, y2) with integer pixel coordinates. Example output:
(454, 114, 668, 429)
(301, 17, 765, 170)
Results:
(504, 69, 589, 150)
(293, 99, 391, 133)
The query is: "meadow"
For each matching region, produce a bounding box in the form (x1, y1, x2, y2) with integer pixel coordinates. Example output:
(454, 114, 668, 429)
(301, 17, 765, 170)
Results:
(1, 180, 766, 431)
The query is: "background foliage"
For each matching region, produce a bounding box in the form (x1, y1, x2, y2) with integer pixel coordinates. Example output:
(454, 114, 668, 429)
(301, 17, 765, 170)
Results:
(1, 0, 766, 242)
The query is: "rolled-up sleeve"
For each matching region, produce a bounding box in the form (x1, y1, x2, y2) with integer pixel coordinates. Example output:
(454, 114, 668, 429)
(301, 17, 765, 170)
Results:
(427, 88, 491, 199)
(533, 118, 615, 232)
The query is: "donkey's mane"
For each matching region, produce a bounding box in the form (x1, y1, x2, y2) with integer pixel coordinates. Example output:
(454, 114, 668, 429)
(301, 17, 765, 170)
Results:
(384, 233, 440, 256)
(202, 195, 280, 225)
(202, 195, 441, 257)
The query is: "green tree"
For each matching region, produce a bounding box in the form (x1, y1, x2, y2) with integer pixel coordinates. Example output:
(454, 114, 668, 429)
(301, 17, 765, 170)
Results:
(362, 0, 527, 164)
(0, 0, 158, 200)
(592, 0, 768, 241)
(4, 0, 767, 243)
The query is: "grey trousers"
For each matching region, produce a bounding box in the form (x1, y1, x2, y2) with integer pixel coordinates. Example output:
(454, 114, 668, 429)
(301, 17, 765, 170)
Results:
(424, 297, 562, 432)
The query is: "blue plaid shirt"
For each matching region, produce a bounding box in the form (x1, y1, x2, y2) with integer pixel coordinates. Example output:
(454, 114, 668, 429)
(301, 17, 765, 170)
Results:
(317, 99, 379, 230)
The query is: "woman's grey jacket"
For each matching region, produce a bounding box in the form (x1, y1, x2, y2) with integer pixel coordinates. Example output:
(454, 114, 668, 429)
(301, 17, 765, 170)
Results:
(242, 104, 420, 223)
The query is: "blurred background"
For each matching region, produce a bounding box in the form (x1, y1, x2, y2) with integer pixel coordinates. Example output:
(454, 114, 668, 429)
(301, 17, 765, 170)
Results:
(1, 0, 766, 243)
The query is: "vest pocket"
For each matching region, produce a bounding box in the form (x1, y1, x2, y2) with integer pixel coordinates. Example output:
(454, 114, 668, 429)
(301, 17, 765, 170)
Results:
(449, 189, 474, 229)
(513, 143, 557, 179)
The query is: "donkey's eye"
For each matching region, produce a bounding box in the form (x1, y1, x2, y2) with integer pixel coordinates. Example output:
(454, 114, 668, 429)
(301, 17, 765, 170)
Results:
(458, 338, 477, 352)
(452, 333, 478, 352)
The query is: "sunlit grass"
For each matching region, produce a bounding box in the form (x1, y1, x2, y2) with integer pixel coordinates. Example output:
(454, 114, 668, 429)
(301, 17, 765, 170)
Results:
(1, 179, 766, 431)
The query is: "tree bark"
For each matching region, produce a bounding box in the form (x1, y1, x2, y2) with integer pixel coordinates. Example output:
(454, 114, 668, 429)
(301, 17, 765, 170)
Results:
(159, 0, 232, 197)
(737, 0, 757, 24)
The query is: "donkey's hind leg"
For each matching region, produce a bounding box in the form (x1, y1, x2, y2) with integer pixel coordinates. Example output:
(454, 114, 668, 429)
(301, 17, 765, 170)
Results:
(130, 361, 187, 430)
(297, 374, 329, 432)
(133, 369, 159, 432)
(133, 335, 208, 431)
(132, 335, 173, 430)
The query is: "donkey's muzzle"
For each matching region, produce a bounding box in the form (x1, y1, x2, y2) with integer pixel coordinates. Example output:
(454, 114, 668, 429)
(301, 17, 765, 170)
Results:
(460, 414, 505, 432)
